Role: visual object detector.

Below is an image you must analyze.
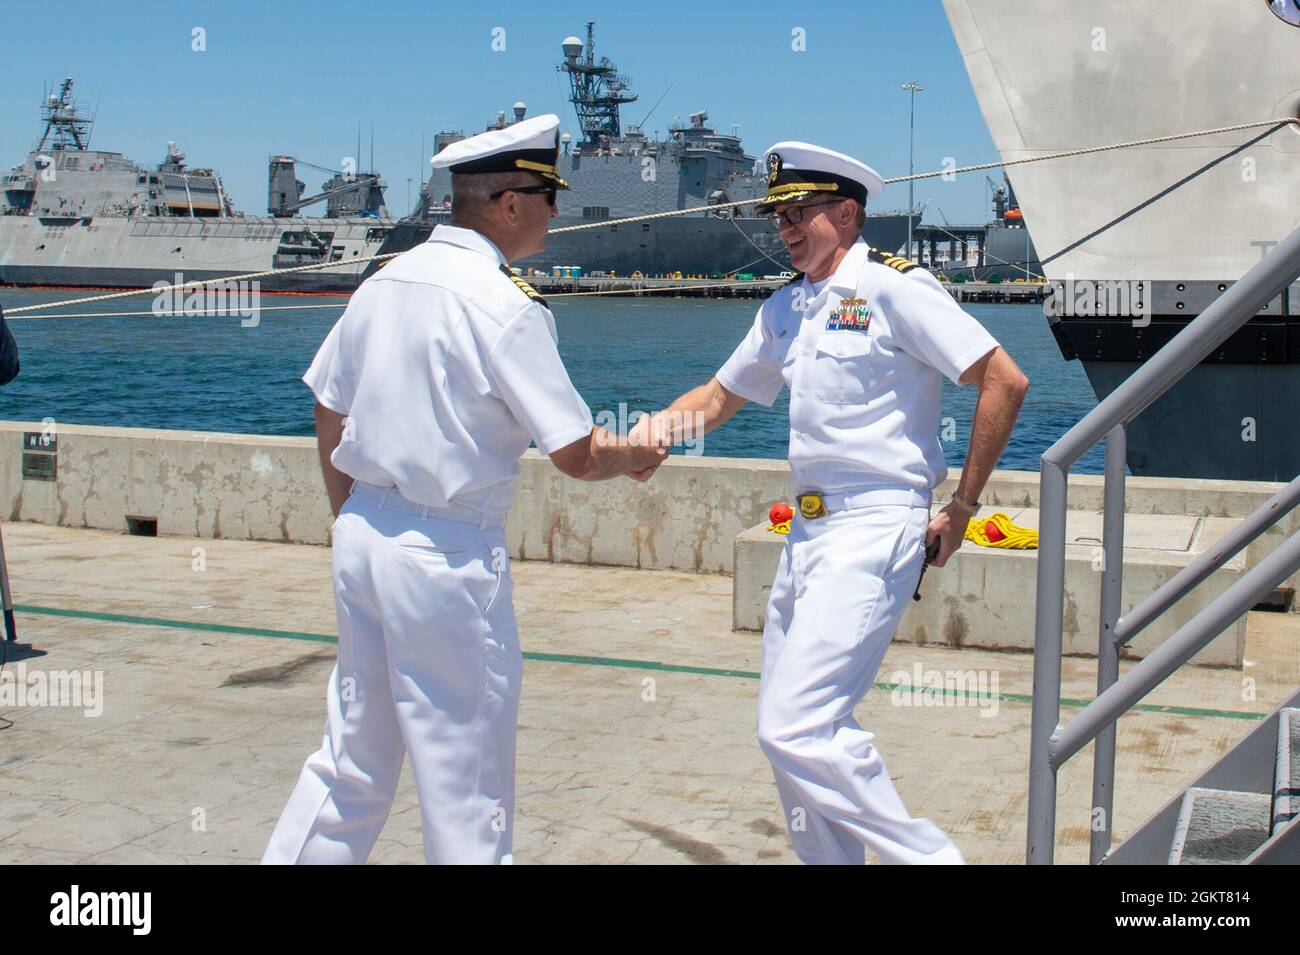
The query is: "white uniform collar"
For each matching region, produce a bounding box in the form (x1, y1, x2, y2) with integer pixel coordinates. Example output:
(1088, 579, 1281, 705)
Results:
(823, 238, 871, 295)
(426, 224, 509, 267)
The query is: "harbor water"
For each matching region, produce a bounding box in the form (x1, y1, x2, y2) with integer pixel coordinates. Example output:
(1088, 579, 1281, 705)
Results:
(0, 289, 1104, 473)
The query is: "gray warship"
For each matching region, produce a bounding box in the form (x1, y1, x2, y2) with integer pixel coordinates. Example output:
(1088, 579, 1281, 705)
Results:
(981, 177, 1041, 279)
(371, 24, 911, 278)
(0, 79, 396, 292)
(928, 174, 1042, 281)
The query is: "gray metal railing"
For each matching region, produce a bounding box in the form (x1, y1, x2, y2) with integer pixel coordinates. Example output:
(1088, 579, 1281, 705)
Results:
(1027, 225, 1300, 864)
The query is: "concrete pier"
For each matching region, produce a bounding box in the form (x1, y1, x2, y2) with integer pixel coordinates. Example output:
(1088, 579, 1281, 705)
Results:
(1, 420, 1297, 863)
(2, 420, 1295, 672)
(0, 521, 1295, 864)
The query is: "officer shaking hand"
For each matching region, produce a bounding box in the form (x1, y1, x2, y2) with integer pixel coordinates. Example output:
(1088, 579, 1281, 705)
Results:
(638, 141, 1029, 864)
(263, 115, 664, 866)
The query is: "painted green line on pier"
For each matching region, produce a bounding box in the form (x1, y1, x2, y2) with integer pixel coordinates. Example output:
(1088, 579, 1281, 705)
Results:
(12, 603, 1266, 721)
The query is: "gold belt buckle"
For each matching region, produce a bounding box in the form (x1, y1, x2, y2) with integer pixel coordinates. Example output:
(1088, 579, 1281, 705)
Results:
(797, 492, 827, 520)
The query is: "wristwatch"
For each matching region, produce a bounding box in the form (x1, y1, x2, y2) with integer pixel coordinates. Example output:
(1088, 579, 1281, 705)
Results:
(947, 491, 980, 518)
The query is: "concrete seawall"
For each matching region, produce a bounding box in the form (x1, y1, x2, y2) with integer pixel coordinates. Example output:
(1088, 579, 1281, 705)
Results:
(0, 420, 786, 573)
(1, 420, 1295, 624)
(2, 419, 1297, 575)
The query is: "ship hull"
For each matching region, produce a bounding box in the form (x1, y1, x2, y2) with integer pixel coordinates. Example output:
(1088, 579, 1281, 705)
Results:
(1083, 360, 1300, 481)
(943, 0, 1300, 482)
(0, 215, 393, 293)
(976, 225, 1040, 280)
(0, 210, 910, 292)
(372, 213, 910, 281)
(942, 0, 1300, 282)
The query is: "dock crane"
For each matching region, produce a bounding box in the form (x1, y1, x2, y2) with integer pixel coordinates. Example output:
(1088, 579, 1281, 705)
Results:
(267, 156, 389, 218)
(984, 175, 1009, 220)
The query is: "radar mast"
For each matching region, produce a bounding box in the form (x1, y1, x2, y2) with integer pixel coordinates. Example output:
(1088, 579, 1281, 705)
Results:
(36, 78, 92, 153)
(559, 23, 637, 150)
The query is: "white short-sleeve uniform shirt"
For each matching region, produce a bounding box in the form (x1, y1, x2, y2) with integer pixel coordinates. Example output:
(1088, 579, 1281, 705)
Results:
(303, 225, 594, 514)
(717, 239, 999, 494)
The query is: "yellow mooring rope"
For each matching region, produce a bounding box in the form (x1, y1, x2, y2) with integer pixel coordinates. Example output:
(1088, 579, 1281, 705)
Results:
(964, 512, 1039, 549)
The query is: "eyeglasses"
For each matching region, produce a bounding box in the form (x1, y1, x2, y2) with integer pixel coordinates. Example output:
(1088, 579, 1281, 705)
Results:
(765, 198, 846, 230)
(490, 184, 558, 208)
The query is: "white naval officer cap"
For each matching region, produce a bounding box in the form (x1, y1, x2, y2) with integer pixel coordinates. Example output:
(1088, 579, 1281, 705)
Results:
(430, 113, 571, 189)
(755, 141, 884, 214)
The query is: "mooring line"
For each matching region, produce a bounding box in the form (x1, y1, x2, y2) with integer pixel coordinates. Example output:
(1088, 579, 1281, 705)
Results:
(5, 117, 1294, 317)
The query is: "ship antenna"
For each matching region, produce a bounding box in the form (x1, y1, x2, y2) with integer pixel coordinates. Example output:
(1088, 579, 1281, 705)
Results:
(36, 80, 48, 153)
(90, 88, 102, 150)
(635, 84, 673, 133)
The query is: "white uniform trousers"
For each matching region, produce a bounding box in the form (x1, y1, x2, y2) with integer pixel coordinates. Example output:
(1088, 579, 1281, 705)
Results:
(262, 488, 521, 864)
(758, 499, 965, 865)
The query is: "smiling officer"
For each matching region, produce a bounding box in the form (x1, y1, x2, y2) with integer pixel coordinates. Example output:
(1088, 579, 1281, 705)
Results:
(262, 114, 665, 865)
(637, 141, 1029, 864)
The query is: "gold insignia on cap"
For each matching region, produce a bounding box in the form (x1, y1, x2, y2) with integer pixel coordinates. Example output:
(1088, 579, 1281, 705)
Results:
(766, 152, 782, 186)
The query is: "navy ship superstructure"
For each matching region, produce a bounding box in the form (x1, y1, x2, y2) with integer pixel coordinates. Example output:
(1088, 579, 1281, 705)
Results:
(376, 24, 910, 278)
(0, 79, 395, 292)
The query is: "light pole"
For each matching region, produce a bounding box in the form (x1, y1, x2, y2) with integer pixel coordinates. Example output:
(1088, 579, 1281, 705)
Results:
(902, 81, 924, 260)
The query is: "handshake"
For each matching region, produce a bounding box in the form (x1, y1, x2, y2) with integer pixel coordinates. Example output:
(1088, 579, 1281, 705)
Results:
(581, 406, 707, 484)
(621, 411, 679, 483)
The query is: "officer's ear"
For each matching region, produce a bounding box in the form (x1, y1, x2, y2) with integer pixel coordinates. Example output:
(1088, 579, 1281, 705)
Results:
(494, 191, 520, 225)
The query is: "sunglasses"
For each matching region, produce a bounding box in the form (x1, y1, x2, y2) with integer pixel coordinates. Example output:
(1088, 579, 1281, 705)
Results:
(766, 198, 846, 229)
(490, 184, 558, 208)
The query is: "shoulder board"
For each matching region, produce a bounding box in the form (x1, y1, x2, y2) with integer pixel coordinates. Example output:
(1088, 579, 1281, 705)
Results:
(780, 271, 804, 287)
(500, 265, 547, 307)
(867, 247, 918, 274)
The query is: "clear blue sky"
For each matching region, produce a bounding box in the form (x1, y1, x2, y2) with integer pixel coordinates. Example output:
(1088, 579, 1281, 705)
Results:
(0, 1, 1005, 224)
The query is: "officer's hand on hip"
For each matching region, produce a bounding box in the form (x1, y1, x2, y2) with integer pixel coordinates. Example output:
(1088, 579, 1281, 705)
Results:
(925, 505, 971, 568)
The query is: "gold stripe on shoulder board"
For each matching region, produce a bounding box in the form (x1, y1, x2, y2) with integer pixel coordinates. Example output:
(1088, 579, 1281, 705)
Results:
(867, 246, 918, 273)
(500, 265, 548, 307)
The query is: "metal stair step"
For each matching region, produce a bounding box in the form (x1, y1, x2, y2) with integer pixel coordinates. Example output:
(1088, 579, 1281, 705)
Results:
(1244, 815, 1300, 864)
(1275, 708, 1300, 831)
(1169, 788, 1272, 864)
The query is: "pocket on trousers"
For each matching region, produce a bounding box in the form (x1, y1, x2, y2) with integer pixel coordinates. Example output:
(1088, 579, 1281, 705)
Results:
(878, 507, 927, 575)
(392, 538, 468, 559)
(330, 499, 358, 541)
(839, 509, 925, 650)
(479, 545, 521, 701)
(480, 544, 509, 616)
